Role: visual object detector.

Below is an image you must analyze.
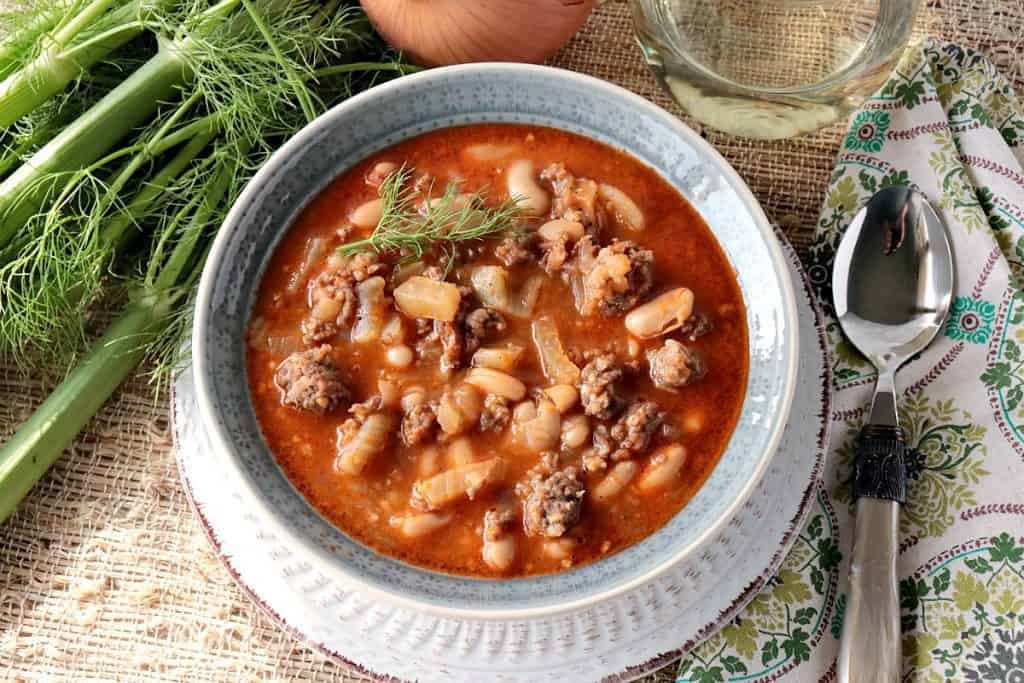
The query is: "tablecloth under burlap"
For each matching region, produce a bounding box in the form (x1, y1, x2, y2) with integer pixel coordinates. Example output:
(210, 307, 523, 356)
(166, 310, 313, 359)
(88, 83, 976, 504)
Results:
(3, 1, 1023, 680)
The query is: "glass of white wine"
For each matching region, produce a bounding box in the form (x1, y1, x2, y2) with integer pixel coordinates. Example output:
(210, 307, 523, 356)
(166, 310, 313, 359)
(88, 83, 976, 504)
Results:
(632, 0, 921, 138)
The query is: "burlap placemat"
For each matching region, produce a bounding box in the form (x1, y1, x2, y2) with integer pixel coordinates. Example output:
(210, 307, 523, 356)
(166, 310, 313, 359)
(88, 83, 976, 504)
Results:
(2, 2, 1022, 680)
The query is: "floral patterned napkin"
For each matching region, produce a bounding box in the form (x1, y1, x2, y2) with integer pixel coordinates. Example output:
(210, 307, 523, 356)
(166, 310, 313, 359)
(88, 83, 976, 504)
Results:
(678, 39, 1024, 682)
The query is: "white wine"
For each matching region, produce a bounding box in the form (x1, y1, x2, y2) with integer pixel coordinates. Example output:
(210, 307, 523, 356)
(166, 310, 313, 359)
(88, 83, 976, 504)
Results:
(633, 0, 919, 138)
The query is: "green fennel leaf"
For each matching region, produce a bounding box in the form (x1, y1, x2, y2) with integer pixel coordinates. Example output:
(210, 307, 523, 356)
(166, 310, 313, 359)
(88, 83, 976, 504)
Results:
(338, 166, 526, 264)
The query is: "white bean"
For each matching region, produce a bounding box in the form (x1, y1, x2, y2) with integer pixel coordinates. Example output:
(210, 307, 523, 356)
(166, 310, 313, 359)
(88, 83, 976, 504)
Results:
(624, 287, 695, 339)
(506, 160, 549, 216)
(513, 401, 535, 423)
(386, 345, 413, 368)
(436, 395, 462, 435)
(393, 512, 452, 538)
(544, 385, 579, 413)
(350, 197, 383, 229)
(637, 445, 687, 492)
(542, 538, 576, 560)
(446, 436, 476, 467)
(453, 384, 482, 421)
(592, 461, 639, 502)
(471, 345, 524, 372)
(335, 414, 393, 475)
(560, 414, 590, 449)
(598, 183, 645, 231)
(437, 384, 482, 435)
(366, 161, 399, 188)
(537, 219, 584, 242)
(512, 398, 561, 452)
(682, 410, 704, 434)
(418, 446, 442, 477)
(482, 535, 516, 572)
(465, 368, 527, 401)
(464, 143, 515, 162)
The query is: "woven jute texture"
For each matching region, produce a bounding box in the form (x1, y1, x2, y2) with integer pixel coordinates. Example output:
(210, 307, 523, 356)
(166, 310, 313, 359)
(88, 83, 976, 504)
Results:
(2, 2, 1023, 681)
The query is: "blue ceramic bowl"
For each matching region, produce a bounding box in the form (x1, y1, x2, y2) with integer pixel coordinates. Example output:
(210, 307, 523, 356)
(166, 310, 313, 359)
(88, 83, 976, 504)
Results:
(193, 64, 799, 619)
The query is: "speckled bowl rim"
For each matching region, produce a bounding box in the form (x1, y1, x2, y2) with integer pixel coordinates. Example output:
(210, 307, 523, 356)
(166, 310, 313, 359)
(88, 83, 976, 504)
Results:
(192, 63, 799, 621)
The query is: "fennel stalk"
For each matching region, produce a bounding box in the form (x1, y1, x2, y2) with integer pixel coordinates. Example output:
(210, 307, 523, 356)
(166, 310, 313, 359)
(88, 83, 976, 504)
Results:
(0, 0, 408, 523)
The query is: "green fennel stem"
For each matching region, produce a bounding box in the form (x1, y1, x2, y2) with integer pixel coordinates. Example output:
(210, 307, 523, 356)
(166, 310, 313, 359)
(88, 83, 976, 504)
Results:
(0, 123, 53, 178)
(0, 1, 145, 129)
(0, 0, 247, 252)
(20, 131, 218, 329)
(0, 301, 165, 524)
(0, 41, 192, 251)
(0, 140, 240, 524)
(93, 91, 202, 220)
(314, 61, 423, 79)
(0, 4, 66, 80)
(154, 141, 248, 290)
(51, 0, 125, 46)
(0, 0, 410, 518)
(102, 130, 217, 249)
(240, 0, 316, 123)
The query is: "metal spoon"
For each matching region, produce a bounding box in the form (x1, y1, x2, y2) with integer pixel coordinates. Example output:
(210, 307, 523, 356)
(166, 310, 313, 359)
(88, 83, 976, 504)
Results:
(832, 186, 954, 682)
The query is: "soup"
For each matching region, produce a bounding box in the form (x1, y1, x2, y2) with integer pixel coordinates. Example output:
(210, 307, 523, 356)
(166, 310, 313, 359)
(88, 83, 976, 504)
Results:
(246, 124, 748, 577)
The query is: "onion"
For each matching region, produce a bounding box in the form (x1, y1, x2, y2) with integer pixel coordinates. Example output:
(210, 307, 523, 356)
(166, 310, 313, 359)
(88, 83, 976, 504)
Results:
(287, 237, 326, 294)
(471, 266, 544, 318)
(360, 0, 596, 66)
(394, 276, 461, 321)
(531, 316, 581, 385)
(265, 335, 300, 356)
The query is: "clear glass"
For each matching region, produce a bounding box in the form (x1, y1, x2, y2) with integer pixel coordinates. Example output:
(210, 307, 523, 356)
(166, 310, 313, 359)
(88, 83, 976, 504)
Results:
(632, 0, 920, 138)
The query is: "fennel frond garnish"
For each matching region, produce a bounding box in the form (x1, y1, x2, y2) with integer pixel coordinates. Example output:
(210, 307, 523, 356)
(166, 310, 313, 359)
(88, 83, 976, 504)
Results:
(339, 166, 526, 264)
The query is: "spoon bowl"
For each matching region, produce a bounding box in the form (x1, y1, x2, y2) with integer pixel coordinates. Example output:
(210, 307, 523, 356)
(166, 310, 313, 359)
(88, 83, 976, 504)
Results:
(832, 185, 954, 372)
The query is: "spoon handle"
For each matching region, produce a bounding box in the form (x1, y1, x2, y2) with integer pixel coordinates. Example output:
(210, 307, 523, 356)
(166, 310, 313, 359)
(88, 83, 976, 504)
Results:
(837, 425, 907, 683)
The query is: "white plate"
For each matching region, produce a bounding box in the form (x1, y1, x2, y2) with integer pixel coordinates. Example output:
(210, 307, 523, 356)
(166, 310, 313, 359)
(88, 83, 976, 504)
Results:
(174, 239, 829, 682)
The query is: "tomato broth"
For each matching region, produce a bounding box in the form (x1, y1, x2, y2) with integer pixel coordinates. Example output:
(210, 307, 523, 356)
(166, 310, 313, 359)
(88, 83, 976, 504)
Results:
(247, 124, 748, 577)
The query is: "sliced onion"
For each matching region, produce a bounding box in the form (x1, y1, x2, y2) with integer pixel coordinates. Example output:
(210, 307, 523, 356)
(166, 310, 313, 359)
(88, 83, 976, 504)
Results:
(266, 335, 300, 356)
(531, 316, 581, 385)
(351, 276, 388, 343)
(412, 458, 507, 509)
(287, 237, 327, 294)
(471, 266, 543, 318)
(470, 265, 510, 311)
(394, 276, 462, 322)
(471, 345, 524, 372)
(515, 274, 544, 316)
